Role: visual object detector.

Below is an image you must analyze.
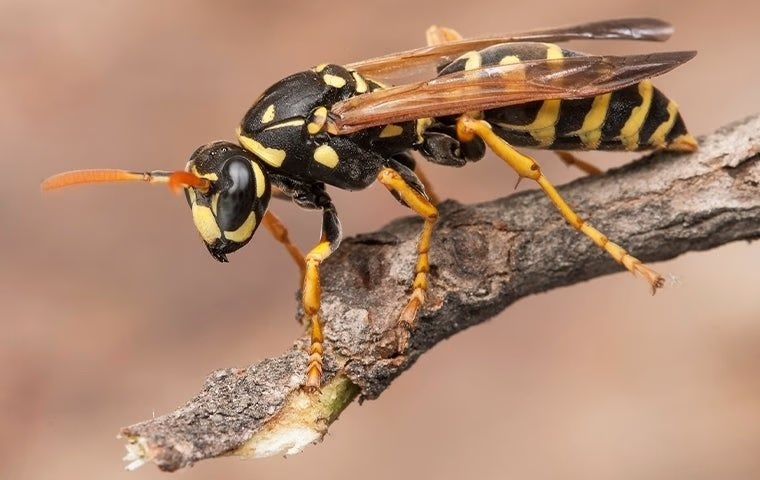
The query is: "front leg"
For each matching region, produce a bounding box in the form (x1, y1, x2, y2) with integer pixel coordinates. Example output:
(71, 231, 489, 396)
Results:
(302, 196, 342, 391)
(269, 176, 342, 391)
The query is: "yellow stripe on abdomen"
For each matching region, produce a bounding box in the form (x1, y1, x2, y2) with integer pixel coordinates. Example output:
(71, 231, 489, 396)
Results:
(499, 44, 563, 147)
(649, 101, 679, 148)
(572, 93, 612, 149)
(619, 80, 654, 150)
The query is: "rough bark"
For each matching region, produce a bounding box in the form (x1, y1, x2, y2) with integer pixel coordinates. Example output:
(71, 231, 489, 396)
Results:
(121, 115, 760, 472)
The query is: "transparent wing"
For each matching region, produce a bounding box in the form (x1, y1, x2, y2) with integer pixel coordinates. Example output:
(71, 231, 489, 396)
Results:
(331, 51, 696, 134)
(347, 18, 674, 83)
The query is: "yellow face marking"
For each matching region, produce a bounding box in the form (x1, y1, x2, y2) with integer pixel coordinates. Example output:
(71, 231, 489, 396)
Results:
(462, 51, 482, 71)
(352, 71, 368, 93)
(263, 119, 306, 131)
(619, 80, 654, 150)
(313, 144, 339, 168)
(238, 134, 287, 168)
(573, 93, 612, 149)
(190, 165, 219, 181)
(379, 124, 404, 138)
(314, 63, 328, 72)
(251, 161, 266, 198)
(191, 204, 221, 244)
(261, 104, 276, 124)
(649, 101, 679, 148)
(323, 73, 346, 88)
(499, 55, 521, 65)
(307, 106, 328, 135)
(224, 211, 256, 243)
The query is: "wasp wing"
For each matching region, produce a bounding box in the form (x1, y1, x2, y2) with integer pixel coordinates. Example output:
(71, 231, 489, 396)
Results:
(331, 51, 695, 134)
(347, 18, 674, 83)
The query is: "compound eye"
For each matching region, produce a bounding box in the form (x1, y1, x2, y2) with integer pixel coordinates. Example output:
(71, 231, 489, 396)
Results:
(216, 157, 255, 232)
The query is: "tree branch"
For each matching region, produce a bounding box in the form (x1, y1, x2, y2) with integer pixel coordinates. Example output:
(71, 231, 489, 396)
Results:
(120, 115, 760, 472)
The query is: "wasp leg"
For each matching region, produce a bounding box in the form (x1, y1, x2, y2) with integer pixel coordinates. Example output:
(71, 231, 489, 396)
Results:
(556, 151, 603, 176)
(302, 201, 342, 391)
(261, 211, 306, 279)
(426, 25, 464, 45)
(392, 151, 441, 205)
(458, 117, 664, 293)
(378, 166, 439, 347)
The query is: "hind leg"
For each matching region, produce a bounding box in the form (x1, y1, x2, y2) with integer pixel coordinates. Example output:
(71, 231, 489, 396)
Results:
(458, 116, 665, 293)
(555, 151, 603, 176)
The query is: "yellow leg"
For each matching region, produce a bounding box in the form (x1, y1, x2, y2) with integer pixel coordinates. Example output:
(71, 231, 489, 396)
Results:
(426, 25, 464, 45)
(378, 169, 439, 339)
(458, 117, 664, 293)
(556, 151, 603, 176)
(261, 211, 306, 279)
(302, 240, 333, 390)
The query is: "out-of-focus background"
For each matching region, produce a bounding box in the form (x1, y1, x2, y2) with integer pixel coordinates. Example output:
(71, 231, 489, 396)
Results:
(2, 1, 759, 479)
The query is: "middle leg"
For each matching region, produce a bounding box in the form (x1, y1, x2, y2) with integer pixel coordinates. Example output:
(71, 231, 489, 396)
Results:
(377, 165, 439, 345)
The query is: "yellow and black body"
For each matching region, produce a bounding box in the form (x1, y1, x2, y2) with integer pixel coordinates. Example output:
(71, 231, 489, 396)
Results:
(42, 18, 698, 391)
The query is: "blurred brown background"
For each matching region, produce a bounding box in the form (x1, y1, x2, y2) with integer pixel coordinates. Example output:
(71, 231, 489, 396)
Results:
(2, 1, 759, 479)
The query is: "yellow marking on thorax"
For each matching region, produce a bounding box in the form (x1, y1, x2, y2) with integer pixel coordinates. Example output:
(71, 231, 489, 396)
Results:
(416, 117, 433, 143)
(314, 63, 328, 72)
(619, 80, 653, 150)
(238, 131, 287, 168)
(313, 144, 339, 168)
(307, 107, 328, 135)
(462, 51, 482, 70)
(251, 161, 266, 198)
(224, 212, 257, 243)
(261, 104, 276, 124)
(191, 204, 221, 244)
(263, 119, 305, 131)
(352, 71, 368, 93)
(572, 93, 612, 149)
(649, 100, 679, 148)
(379, 124, 404, 138)
(323, 73, 346, 88)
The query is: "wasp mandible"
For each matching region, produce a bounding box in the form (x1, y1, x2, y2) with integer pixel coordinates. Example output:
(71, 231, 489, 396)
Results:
(42, 18, 697, 390)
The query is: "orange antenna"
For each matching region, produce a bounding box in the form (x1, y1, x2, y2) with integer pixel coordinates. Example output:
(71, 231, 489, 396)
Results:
(41, 169, 211, 194)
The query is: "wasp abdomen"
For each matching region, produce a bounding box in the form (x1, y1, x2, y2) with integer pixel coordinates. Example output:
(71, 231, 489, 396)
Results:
(439, 42, 696, 152)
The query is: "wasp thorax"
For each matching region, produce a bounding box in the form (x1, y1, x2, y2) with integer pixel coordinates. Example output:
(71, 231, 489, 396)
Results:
(184, 141, 271, 262)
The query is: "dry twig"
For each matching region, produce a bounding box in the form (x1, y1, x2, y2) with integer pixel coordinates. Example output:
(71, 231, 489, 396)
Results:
(121, 114, 760, 472)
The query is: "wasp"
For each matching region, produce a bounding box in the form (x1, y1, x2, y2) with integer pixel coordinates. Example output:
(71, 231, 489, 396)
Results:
(42, 18, 697, 390)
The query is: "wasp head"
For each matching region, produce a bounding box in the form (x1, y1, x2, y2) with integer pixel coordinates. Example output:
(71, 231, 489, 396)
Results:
(184, 141, 271, 262)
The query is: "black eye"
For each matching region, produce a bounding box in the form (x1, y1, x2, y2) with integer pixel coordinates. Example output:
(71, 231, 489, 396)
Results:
(216, 157, 255, 232)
